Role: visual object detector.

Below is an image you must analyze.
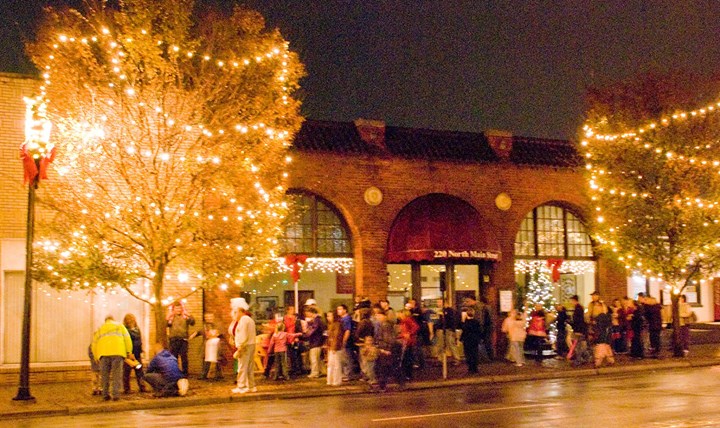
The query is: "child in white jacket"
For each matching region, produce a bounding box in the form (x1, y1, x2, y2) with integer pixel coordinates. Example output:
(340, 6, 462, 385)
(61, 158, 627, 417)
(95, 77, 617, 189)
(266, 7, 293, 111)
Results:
(502, 309, 527, 366)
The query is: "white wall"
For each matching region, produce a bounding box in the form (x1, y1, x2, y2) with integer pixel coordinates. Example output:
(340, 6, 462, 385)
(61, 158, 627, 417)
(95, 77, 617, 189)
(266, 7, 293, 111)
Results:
(1, 237, 148, 366)
(1, 239, 25, 270)
(626, 275, 714, 322)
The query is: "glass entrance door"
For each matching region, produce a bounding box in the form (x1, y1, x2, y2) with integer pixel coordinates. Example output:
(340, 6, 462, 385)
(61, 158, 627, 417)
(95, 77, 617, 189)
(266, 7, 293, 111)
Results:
(454, 264, 480, 312)
(387, 263, 483, 311)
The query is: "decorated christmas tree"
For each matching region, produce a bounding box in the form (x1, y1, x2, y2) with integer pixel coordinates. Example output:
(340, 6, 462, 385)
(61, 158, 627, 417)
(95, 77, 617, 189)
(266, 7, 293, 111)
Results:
(524, 269, 557, 315)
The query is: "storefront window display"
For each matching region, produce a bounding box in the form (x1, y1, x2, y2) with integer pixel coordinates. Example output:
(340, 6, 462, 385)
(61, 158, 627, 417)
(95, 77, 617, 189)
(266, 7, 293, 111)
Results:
(515, 205, 596, 312)
(246, 191, 354, 320)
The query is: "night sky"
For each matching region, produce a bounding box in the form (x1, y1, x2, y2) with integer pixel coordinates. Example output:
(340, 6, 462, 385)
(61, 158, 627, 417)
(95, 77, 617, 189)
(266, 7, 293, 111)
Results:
(3, 1, 720, 140)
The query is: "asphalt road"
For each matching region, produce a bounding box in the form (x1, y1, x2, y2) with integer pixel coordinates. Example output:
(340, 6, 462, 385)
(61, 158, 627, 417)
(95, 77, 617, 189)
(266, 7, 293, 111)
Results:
(8, 366, 720, 428)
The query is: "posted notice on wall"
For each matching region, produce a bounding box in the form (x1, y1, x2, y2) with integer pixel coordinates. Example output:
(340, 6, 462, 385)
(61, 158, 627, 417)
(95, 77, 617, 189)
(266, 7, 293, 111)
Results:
(499, 290, 513, 313)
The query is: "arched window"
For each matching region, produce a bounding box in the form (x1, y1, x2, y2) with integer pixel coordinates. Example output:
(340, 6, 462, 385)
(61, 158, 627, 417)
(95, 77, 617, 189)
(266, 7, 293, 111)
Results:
(515, 205, 593, 259)
(280, 192, 352, 256)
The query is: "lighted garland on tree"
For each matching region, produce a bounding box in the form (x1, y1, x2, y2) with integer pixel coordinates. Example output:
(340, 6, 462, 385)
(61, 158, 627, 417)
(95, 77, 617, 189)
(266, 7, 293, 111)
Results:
(582, 73, 720, 357)
(26, 0, 305, 344)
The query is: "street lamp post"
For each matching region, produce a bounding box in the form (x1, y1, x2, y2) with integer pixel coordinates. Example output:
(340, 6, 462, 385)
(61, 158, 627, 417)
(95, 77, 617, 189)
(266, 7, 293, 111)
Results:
(14, 97, 53, 402)
(13, 166, 39, 402)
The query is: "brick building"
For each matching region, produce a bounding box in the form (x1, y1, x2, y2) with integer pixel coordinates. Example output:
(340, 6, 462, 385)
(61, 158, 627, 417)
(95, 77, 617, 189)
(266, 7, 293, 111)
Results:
(1, 73, 714, 383)
(268, 118, 627, 316)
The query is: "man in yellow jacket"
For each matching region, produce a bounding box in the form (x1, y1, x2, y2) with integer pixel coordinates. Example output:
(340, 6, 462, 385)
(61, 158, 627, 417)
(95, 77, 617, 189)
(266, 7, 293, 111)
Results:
(92, 315, 133, 401)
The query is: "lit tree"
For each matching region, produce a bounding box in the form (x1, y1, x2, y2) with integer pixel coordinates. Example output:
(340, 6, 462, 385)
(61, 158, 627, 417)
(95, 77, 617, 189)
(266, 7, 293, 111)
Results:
(583, 73, 720, 357)
(26, 0, 304, 344)
(524, 269, 556, 315)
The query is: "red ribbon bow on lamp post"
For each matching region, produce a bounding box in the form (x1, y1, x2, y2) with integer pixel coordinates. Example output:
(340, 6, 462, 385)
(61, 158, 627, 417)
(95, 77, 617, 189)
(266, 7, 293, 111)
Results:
(20, 143, 56, 184)
(19, 96, 55, 186)
(285, 254, 308, 283)
(547, 259, 563, 283)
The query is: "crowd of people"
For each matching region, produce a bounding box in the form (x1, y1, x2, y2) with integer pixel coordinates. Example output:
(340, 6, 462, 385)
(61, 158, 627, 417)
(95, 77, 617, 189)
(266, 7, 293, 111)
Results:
(518, 292, 696, 369)
(89, 302, 195, 401)
(88, 291, 696, 400)
(221, 295, 497, 393)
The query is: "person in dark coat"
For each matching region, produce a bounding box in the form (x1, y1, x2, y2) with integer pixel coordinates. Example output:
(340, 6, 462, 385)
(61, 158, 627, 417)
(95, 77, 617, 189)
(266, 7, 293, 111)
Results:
(355, 308, 375, 381)
(569, 295, 590, 365)
(479, 297, 494, 361)
(166, 301, 196, 376)
(555, 304, 569, 358)
(122, 313, 146, 393)
(593, 310, 615, 367)
(373, 310, 403, 392)
(461, 308, 483, 373)
(641, 293, 663, 358)
(628, 297, 645, 359)
(144, 343, 188, 397)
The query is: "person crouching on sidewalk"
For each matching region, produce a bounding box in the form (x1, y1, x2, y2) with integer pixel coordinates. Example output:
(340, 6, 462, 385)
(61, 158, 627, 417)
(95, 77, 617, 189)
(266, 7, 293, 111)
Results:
(144, 343, 189, 397)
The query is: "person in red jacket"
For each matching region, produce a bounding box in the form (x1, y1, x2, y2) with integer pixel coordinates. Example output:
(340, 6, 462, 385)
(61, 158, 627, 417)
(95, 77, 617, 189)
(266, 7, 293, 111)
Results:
(526, 304, 548, 362)
(266, 323, 301, 381)
(397, 310, 419, 381)
(283, 307, 304, 376)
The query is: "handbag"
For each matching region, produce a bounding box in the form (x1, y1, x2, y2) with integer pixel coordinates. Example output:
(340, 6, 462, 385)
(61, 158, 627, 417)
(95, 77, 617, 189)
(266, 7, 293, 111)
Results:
(124, 356, 142, 369)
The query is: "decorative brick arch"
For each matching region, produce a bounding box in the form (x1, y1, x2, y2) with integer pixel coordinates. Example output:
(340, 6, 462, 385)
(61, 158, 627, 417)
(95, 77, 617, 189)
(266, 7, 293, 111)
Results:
(285, 187, 364, 294)
(285, 187, 360, 254)
(508, 199, 592, 243)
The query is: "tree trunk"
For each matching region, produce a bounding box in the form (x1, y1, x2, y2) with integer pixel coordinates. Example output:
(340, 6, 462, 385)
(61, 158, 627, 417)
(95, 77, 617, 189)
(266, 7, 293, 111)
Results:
(154, 300, 168, 348)
(153, 262, 168, 347)
(670, 293, 683, 357)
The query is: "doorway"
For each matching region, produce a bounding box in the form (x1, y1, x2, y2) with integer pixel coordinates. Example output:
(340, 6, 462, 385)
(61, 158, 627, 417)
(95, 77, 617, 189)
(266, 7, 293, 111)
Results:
(388, 262, 490, 311)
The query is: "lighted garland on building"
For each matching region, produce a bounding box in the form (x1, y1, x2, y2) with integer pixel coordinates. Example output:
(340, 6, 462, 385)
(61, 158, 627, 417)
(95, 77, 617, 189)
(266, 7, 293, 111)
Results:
(514, 260, 596, 276)
(26, 0, 305, 343)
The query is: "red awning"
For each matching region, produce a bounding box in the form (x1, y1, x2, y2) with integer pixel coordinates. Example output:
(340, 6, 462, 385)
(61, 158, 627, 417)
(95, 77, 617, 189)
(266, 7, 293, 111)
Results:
(386, 193, 501, 263)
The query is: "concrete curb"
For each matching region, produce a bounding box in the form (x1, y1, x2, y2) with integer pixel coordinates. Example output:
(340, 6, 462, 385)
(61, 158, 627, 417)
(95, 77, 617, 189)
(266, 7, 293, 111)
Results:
(6, 358, 720, 419)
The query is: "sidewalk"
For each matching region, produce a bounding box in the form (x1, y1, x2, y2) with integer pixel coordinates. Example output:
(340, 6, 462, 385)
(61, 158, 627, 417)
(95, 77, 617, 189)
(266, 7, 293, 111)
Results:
(2, 343, 719, 420)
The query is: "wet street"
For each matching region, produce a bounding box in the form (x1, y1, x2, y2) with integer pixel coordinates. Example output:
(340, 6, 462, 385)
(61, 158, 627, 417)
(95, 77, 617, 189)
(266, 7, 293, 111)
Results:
(8, 366, 720, 427)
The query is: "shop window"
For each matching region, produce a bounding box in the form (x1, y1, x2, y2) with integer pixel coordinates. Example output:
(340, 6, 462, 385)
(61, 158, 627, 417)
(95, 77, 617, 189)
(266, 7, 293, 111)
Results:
(514, 205, 596, 310)
(514, 205, 594, 259)
(387, 264, 411, 310)
(249, 191, 354, 319)
(280, 193, 351, 256)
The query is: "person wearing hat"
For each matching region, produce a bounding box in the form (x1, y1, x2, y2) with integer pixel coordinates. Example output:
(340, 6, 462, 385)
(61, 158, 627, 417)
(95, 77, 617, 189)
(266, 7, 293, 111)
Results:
(303, 306, 326, 378)
(231, 299, 257, 394)
(303, 298, 321, 318)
